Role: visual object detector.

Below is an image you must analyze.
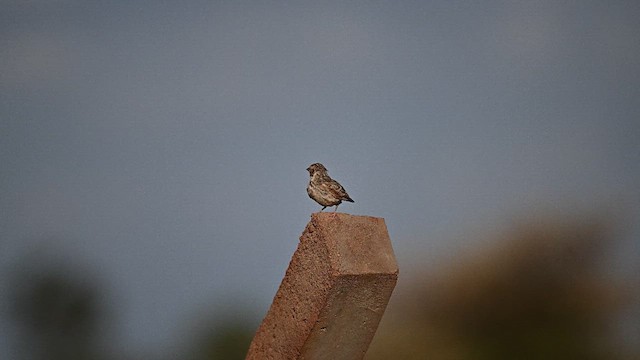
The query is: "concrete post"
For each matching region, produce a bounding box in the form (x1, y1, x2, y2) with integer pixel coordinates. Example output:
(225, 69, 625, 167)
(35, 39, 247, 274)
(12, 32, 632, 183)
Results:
(246, 213, 398, 360)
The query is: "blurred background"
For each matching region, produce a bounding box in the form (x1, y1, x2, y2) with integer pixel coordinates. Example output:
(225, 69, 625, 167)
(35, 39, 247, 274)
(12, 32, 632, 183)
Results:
(1, 1, 638, 359)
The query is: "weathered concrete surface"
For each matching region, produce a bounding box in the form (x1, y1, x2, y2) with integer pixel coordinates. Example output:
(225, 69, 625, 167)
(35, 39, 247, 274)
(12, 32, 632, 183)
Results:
(246, 213, 398, 360)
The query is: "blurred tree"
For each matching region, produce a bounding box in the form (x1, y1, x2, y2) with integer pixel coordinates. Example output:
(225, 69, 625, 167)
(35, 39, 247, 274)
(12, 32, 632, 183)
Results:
(367, 217, 636, 359)
(187, 320, 254, 360)
(11, 268, 106, 360)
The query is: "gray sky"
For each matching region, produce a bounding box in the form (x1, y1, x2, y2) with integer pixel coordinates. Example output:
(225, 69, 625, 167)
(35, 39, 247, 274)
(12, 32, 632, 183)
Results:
(2, 0, 639, 356)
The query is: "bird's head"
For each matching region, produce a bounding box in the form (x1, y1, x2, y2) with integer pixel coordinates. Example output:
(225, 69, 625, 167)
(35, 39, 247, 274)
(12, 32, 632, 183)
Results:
(306, 163, 327, 176)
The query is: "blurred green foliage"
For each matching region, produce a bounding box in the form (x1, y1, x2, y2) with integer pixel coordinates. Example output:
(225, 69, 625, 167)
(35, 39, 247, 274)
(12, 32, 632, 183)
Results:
(8, 215, 637, 359)
(9, 266, 255, 360)
(188, 322, 254, 360)
(11, 271, 105, 360)
(367, 217, 636, 359)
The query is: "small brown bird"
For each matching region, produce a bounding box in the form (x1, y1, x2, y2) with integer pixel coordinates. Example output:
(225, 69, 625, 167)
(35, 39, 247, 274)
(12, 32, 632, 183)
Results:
(306, 163, 354, 212)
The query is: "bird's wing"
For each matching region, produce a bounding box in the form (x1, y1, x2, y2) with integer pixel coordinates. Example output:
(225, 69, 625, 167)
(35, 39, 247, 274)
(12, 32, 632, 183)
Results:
(323, 179, 352, 201)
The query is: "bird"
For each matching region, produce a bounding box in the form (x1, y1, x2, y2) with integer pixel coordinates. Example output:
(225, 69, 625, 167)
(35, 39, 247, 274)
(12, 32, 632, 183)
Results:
(306, 163, 354, 212)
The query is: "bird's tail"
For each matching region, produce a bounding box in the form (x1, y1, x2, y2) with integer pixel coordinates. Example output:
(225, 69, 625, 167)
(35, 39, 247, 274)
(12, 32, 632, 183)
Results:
(345, 196, 354, 203)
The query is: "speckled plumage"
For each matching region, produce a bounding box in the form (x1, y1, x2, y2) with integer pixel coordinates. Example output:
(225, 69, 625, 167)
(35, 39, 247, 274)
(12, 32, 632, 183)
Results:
(306, 163, 354, 212)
